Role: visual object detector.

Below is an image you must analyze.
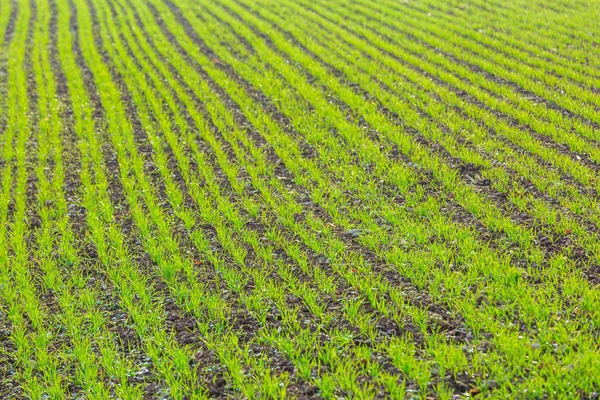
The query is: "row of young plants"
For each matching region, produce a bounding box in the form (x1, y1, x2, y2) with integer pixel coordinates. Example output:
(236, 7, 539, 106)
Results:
(0, 0, 13, 42)
(0, 0, 14, 392)
(0, 0, 51, 396)
(14, 0, 93, 395)
(17, 0, 180, 396)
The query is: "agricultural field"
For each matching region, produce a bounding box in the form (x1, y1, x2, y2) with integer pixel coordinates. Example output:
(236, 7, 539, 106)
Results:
(0, 0, 599, 398)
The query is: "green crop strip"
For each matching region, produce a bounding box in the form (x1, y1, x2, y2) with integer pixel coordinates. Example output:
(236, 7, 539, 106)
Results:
(0, 1, 13, 43)
(0, 0, 40, 396)
(1, 0, 600, 398)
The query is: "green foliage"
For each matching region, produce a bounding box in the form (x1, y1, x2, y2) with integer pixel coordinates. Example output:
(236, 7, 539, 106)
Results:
(1, 0, 599, 397)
